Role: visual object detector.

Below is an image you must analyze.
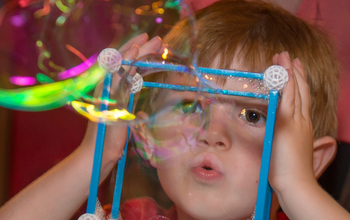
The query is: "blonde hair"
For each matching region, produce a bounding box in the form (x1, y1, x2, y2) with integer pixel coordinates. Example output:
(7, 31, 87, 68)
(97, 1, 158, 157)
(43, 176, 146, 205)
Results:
(163, 0, 340, 139)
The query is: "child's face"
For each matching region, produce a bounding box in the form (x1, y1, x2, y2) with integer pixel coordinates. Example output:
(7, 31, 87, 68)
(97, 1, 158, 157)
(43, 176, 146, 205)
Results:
(143, 65, 268, 219)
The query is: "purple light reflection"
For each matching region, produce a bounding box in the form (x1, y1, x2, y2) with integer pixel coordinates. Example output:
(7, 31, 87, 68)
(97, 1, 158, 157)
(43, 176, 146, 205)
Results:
(156, 17, 163, 24)
(57, 54, 97, 80)
(11, 14, 26, 27)
(10, 76, 36, 86)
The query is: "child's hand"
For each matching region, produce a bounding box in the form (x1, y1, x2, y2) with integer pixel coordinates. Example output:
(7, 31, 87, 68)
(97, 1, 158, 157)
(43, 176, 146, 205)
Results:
(79, 33, 164, 178)
(268, 51, 316, 193)
(268, 51, 350, 220)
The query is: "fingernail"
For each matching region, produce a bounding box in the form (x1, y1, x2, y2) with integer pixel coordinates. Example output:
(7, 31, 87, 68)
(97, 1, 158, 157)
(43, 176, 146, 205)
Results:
(135, 33, 148, 41)
(294, 58, 302, 67)
(158, 43, 167, 53)
(124, 44, 139, 60)
(150, 35, 161, 42)
(285, 51, 290, 60)
(139, 32, 147, 37)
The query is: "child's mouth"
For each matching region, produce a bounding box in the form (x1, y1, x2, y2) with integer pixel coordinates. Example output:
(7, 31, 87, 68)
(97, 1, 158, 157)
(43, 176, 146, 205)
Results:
(190, 153, 224, 184)
(203, 166, 212, 170)
(191, 166, 223, 183)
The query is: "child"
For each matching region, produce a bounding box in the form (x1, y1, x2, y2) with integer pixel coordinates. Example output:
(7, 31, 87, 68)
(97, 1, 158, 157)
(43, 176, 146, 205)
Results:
(0, 0, 349, 219)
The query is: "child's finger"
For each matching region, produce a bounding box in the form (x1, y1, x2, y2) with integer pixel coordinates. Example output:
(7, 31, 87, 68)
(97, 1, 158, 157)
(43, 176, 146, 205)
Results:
(292, 58, 311, 118)
(119, 33, 149, 53)
(276, 52, 305, 118)
(293, 58, 307, 79)
(160, 43, 167, 54)
(121, 44, 140, 79)
(279, 68, 295, 118)
(118, 36, 163, 82)
(276, 52, 296, 117)
(138, 36, 163, 58)
(123, 44, 140, 61)
(276, 51, 292, 70)
(292, 69, 303, 117)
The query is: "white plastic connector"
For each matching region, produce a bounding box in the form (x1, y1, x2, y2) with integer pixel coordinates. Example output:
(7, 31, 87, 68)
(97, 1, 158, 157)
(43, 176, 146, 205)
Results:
(78, 213, 101, 220)
(98, 48, 122, 73)
(130, 73, 143, 94)
(263, 65, 289, 91)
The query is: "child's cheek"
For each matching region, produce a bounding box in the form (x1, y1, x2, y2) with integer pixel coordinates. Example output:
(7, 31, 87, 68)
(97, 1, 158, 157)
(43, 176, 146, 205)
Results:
(150, 117, 195, 161)
(235, 119, 266, 150)
(151, 113, 201, 141)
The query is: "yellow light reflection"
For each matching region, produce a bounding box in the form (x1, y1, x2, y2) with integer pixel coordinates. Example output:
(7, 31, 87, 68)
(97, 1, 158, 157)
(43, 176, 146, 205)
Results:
(240, 109, 246, 117)
(135, 1, 165, 16)
(162, 48, 168, 59)
(158, 8, 164, 14)
(71, 101, 135, 122)
(204, 74, 213, 80)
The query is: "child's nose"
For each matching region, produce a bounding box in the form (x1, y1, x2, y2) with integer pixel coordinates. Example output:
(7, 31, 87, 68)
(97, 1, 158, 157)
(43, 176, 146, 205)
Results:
(196, 105, 232, 150)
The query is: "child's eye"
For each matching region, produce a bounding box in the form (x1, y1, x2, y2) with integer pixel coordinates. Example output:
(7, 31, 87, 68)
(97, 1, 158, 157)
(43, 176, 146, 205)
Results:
(181, 102, 202, 114)
(240, 109, 266, 125)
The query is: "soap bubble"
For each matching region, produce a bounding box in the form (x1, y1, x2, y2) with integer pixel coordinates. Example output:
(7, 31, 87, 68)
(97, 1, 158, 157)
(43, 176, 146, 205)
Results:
(0, 0, 197, 114)
(129, 60, 271, 163)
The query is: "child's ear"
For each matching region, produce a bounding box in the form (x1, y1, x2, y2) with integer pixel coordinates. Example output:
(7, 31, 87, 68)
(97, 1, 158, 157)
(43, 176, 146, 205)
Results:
(313, 136, 337, 178)
(134, 111, 157, 168)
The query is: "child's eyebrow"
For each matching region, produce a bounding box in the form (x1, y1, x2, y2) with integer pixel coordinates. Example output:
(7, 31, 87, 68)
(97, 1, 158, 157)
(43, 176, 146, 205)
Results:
(210, 95, 268, 108)
(163, 89, 268, 108)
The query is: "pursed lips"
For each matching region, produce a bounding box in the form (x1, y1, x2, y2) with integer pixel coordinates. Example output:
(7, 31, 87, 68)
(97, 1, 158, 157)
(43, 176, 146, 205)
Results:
(190, 152, 225, 183)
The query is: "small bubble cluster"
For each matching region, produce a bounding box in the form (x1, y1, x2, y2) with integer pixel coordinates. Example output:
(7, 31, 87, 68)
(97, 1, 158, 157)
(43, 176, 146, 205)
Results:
(227, 76, 269, 94)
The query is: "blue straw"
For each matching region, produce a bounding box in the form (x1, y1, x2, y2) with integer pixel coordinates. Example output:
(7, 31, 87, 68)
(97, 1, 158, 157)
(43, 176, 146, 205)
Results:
(121, 60, 264, 80)
(122, 60, 188, 73)
(255, 90, 279, 220)
(110, 94, 134, 219)
(86, 72, 112, 214)
(198, 67, 263, 79)
(143, 82, 269, 99)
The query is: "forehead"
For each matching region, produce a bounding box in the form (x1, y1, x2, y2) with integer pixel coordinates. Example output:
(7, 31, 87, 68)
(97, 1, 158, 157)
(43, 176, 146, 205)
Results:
(164, 54, 266, 91)
(164, 71, 265, 94)
(155, 72, 268, 110)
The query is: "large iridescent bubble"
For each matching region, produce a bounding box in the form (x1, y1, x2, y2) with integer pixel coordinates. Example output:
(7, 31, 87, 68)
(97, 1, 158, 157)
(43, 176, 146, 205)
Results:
(0, 0, 197, 115)
(130, 66, 271, 163)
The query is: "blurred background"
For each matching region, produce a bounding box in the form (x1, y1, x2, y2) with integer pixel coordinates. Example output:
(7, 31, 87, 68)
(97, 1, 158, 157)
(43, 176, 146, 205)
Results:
(1, 0, 350, 215)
